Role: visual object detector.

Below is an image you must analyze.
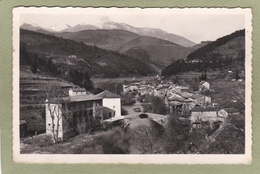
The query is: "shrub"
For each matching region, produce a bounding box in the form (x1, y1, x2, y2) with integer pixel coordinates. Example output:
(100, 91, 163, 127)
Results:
(92, 127, 130, 154)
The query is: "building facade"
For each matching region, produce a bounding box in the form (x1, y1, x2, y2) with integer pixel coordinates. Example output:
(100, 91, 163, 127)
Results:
(45, 89, 121, 140)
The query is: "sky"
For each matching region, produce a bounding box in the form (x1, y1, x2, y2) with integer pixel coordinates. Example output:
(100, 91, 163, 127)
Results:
(19, 8, 247, 43)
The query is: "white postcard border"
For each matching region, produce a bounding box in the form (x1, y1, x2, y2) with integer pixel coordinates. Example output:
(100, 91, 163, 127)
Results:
(13, 7, 252, 164)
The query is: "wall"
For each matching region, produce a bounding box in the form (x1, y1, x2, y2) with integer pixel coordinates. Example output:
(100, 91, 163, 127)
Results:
(68, 89, 86, 96)
(102, 98, 121, 117)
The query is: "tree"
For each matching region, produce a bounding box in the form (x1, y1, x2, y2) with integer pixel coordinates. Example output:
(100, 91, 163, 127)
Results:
(20, 43, 31, 66)
(68, 70, 93, 91)
(128, 124, 166, 154)
(164, 115, 192, 154)
(76, 115, 86, 150)
(31, 59, 37, 73)
(45, 84, 69, 143)
(143, 95, 168, 115)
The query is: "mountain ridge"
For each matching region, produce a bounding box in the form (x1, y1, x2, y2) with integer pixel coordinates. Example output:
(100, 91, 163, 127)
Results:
(54, 29, 194, 68)
(21, 21, 196, 47)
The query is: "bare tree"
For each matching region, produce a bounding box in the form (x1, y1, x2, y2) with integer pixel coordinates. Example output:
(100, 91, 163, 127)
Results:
(129, 124, 166, 154)
(45, 84, 68, 143)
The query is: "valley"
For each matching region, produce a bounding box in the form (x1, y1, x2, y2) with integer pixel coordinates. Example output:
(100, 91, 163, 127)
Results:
(19, 21, 246, 155)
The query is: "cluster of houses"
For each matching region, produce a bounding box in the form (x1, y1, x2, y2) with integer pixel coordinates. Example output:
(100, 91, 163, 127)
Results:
(20, 80, 240, 140)
(123, 80, 239, 129)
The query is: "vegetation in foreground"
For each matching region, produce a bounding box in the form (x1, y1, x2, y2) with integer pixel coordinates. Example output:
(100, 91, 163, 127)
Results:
(21, 110, 245, 155)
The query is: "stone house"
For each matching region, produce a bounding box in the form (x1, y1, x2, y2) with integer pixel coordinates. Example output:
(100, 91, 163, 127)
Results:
(190, 107, 218, 123)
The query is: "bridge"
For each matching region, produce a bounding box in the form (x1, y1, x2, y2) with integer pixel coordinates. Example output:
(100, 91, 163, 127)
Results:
(123, 113, 168, 128)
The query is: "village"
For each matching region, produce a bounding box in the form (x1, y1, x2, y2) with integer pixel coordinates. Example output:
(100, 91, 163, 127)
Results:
(122, 77, 240, 128)
(19, 71, 244, 155)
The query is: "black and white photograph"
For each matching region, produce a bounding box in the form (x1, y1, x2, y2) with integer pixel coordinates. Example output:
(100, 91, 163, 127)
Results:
(13, 7, 252, 164)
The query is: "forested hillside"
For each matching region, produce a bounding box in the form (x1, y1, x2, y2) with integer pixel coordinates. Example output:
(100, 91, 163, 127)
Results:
(20, 29, 156, 79)
(162, 30, 245, 77)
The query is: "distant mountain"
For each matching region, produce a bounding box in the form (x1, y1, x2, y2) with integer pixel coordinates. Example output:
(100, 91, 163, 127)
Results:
(54, 29, 193, 70)
(54, 29, 139, 51)
(61, 24, 98, 32)
(187, 29, 245, 61)
(20, 29, 156, 78)
(20, 23, 54, 34)
(101, 21, 196, 47)
(56, 21, 196, 47)
(120, 36, 192, 65)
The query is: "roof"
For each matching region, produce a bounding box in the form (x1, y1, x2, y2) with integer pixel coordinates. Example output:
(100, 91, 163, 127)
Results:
(69, 88, 86, 92)
(124, 113, 166, 120)
(95, 90, 120, 98)
(222, 108, 239, 113)
(48, 95, 103, 103)
(192, 107, 217, 112)
(68, 95, 103, 102)
(199, 81, 209, 85)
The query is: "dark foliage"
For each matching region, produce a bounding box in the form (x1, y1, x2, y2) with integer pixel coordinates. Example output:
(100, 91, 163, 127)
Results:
(143, 95, 168, 115)
(161, 57, 235, 77)
(68, 70, 94, 91)
(121, 94, 136, 106)
(92, 128, 130, 154)
(20, 45, 60, 76)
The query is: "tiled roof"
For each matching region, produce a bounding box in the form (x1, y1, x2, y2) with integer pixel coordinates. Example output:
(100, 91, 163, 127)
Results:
(222, 108, 239, 113)
(68, 95, 103, 102)
(192, 107, 217, 112)
(95, 90, 120, 98)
